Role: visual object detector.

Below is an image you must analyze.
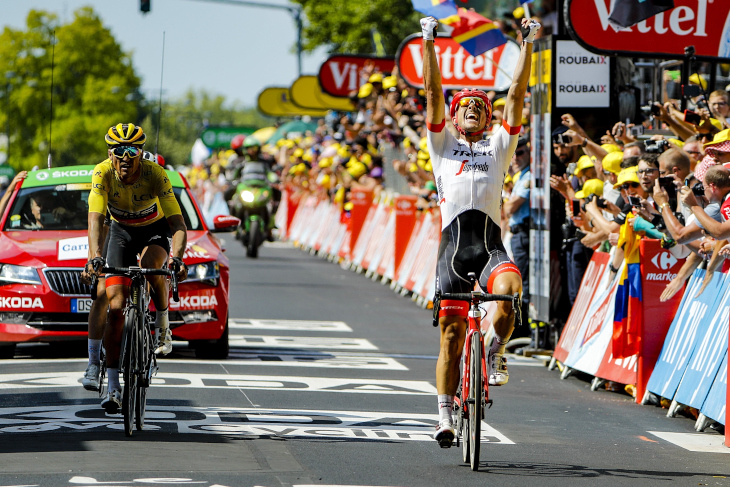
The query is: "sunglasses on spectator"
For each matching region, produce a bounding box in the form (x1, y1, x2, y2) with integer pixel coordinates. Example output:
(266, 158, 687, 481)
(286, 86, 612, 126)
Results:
(637, 168, 658, 175)
(111, 146, 142, 159)
(514, 149, 527, 156)
(458, 97, 485, 109)
(686, 150, 702, 156)
(621, 182, 640, 190)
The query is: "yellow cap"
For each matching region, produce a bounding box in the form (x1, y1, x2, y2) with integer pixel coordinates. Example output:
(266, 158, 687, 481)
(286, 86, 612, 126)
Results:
(424, 161, 432, 172)
(419, 137, 428, 151)
(417, 150, 430, 160)
(493, 98, 506, 108)
(293, 148, 304, 158)
(403, 137, 412, 148)
(318, 157, 333, 168)
(709, 118, 723, 132)
(601, 143, 621, 153)
(574, 155, 595, 176)
(346, 156, 359, 167)
(318, 174, 331, 189)
(504, 173, 513, 184)
(513, 6, 525, 19)
(408, 162, 419, 173)
(602, 151, 623, 175)
(614, 166, 640, 188)
(668, 138, 684, 148)
(575, 179, 604, 199)
(344, 202, 354, 211)
(360, 153, 372, 167)
(689, 73, 708, 90)
(368, 73, 383, 84)
(347, 162, 367, 179)
(358, 83, 373, 98)
(704, 128, 730, 148)
(383, 76, 397, 90)
(337, 146, 351, 159)
(334, 186, 345, 203)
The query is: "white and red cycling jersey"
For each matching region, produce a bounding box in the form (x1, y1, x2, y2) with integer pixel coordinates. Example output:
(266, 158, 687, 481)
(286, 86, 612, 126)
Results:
(427, 119, 521, 230)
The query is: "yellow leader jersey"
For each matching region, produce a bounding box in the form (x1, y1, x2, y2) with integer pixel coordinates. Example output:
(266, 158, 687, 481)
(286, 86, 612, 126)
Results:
(88, 158, 182, 226)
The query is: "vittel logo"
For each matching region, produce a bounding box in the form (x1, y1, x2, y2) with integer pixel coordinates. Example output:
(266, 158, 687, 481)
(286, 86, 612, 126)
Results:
(651, 251, 678, 270)
(593, 0, 711, 37)
(406, 44, 496, 81)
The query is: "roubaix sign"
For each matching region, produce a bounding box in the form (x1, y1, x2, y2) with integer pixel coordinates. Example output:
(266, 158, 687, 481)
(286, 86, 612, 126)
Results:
(565, 0, 730, 60)
(556, 40, 611, 108)
(318, 55, 395, 98)
(396, 35, 520, 91)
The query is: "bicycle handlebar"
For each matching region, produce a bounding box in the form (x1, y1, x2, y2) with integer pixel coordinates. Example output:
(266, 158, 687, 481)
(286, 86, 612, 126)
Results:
(90, 265, 180, 303)
(439, 292, 516, 303)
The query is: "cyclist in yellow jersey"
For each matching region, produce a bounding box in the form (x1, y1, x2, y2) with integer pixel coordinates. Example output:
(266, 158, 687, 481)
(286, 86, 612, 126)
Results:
(84, 123, 188, 413)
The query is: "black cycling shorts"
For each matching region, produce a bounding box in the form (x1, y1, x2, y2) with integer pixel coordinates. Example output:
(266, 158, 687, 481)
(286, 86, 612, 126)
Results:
(436, 210, 520, 317)
(105, 218, 172, 271)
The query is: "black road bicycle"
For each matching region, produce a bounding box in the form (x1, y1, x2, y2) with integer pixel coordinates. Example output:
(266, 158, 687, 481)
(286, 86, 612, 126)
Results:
(91, 264, 179, 437)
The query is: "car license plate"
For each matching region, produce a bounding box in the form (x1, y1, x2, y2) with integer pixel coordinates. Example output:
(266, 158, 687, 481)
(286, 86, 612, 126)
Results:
(71, 298, 92, 313)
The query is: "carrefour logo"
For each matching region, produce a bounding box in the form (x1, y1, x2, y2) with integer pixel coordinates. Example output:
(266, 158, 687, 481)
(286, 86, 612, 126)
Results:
(651, 252, 678, 271)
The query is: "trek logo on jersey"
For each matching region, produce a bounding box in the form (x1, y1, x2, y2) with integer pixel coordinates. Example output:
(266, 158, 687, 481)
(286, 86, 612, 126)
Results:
(455, 161, 490, 176)
(451, 148, 491, 157)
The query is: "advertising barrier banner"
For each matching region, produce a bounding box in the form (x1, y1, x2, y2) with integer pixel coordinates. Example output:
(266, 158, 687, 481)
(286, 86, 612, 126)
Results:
(700, 352, 727, 426)
(318, 55, 395, 98)
(674, 273, 730, 409)
(646, 269, 714, 400)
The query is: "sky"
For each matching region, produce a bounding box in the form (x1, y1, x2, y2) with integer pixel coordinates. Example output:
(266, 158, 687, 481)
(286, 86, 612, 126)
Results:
(1, 0, 330, 107)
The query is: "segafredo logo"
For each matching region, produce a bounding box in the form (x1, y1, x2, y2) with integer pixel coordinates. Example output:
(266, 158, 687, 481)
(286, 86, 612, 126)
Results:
(652, 251, 678, 270)
(0, 297, 44, 309)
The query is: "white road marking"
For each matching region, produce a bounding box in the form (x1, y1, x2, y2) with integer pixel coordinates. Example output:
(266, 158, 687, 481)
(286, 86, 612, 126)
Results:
(0, 372, 435, 395)
(229, 319, 352, 332)
(0, 405, 514, 444)
(69, 477, 205, 484)
(229, 335, 377, 350)
(649, 431, 730, 453)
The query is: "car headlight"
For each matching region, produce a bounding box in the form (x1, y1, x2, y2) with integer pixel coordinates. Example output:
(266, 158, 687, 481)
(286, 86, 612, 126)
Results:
(0, 264, 42, 285)
(241, 191, 255, 203)
(186, 261, 220, 285)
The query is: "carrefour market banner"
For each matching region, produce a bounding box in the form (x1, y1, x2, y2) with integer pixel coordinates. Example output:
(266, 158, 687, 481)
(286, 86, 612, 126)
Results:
(565, 0, 730, 60)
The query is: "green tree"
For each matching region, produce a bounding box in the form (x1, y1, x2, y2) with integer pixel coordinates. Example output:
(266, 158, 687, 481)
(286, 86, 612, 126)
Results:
(292, 0, 421, 55)
(0, 7, 141, 170)
(143, 89, 272, 167)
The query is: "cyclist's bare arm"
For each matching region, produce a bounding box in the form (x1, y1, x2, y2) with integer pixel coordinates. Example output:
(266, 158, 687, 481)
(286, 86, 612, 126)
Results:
(167, 214, 188, 281)
(422, 17, 445, 128)
(88, 212, 106, 261)
(503, 19, 539, 129)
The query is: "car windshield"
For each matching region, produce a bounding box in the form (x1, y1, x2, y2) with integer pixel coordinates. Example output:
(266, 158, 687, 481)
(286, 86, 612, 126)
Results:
(3, 183, 204, 231)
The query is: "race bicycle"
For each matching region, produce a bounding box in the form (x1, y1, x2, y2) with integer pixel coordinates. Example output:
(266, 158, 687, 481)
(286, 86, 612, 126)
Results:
(91, 264, 179, 437)
(433, 272, 521, 471)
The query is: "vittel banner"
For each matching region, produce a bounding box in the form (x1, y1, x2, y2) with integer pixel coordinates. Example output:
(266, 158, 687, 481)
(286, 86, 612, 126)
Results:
(396, 35, 519, 91)
(555, 41, 610, 108)
(565, 0, 730, 60)
(318, 55, 395, 98)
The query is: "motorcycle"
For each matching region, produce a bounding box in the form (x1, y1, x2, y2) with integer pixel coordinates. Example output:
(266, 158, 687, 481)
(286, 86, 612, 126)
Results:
(231, 162, 273, 258)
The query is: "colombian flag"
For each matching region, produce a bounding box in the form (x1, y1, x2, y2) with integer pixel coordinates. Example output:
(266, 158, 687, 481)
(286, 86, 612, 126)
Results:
(612, 219, 643, 359)
(441, 8, 507, 57)
(411, 0, 459, 20)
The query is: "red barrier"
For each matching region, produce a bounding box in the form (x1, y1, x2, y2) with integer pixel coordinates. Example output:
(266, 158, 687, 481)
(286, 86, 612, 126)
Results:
(635, 239, 685, 404)
(394, 196, 418, 277)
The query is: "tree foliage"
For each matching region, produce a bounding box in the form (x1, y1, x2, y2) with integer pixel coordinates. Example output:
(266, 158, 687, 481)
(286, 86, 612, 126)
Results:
(143, 89, 272, 167)
(0, 7, 142, 170)
(291, 0, 421, 55)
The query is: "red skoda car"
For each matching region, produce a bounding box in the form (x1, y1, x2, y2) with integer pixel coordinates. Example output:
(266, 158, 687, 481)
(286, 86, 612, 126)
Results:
(0, 165, 238, 359)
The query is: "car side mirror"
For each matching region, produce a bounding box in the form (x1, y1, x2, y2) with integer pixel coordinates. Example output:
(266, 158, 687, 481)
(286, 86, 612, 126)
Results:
(211, 215, 241, 233)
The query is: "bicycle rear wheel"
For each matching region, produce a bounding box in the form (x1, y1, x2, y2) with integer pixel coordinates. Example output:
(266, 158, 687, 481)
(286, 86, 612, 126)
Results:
(468, 333, 482, 471)
(122, 308, 139, 437)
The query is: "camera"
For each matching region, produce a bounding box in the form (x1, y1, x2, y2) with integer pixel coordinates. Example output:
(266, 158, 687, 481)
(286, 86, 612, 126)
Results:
(696, 95, 709, 111)
(658, 176, 677, 200)
(644, 139, 669, 154)
(683, 84, 702, 98)
(628, 196, 642, 207)
(640, 103, 662, 117)
(630, 125, 645, 136)
(684, 110, 702, 126)
(692, 182, 705, 197)
(552, 133, 572, 145)
(582, 194, 607, 212)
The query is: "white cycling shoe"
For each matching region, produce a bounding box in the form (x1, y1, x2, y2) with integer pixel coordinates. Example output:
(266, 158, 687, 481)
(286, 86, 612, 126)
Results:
(488, 351, 509, 386)
(82, 363, 101, 391)
(434, 421, 455, 448)
(101, 389, 122, 414)
(155, 327, 172, 355)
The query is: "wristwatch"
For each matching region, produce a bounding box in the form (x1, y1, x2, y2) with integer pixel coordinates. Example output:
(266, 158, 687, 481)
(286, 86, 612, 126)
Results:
(581, 137, 589, 148)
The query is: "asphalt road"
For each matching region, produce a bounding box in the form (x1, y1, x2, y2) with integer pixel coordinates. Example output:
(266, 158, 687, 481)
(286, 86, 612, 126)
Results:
(0, 238, 729, 487)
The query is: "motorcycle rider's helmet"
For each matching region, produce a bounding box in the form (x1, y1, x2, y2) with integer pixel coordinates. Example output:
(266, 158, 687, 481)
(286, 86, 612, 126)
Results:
(244, 137, 261, 148)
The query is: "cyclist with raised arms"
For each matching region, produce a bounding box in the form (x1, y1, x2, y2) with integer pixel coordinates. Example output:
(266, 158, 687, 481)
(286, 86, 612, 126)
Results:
(420, 16, 540, 447)
(84, 123, 188, 413)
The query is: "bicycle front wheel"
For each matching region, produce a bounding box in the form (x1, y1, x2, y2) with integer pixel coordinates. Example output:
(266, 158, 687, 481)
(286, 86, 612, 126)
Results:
(122, 307, 139, 437)
(135, 321, 150, 431)
(468, 333, 482, 471)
